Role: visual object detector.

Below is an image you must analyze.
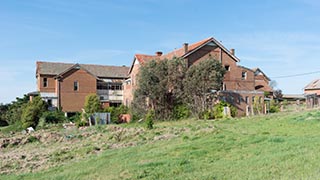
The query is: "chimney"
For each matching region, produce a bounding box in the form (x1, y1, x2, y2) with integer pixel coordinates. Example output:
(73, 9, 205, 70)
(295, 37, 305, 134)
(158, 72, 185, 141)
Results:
(183, 43, 188, 54)
(155, 51, 163, 56)
(230, 48, 235, 55)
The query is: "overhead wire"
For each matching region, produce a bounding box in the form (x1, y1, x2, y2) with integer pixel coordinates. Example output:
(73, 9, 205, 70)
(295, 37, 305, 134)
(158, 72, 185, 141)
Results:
(270, 70, 320, 79)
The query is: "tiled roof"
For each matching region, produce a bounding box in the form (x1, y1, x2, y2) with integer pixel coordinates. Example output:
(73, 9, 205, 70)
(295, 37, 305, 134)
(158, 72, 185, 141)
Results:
(133, 37, 240, 66)
(305, 79, 320, 90)
(37, 61, 129, 78)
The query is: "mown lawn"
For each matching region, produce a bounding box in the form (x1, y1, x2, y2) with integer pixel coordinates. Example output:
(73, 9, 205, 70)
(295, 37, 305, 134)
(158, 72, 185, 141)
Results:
(3, 110, 320, 179)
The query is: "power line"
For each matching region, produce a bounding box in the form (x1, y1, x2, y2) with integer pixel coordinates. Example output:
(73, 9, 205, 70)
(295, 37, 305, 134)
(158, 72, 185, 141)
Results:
(270, 70, 320, 79)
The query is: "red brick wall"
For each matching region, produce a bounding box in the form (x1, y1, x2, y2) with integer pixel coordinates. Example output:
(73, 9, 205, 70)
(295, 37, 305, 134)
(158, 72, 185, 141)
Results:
(255, 75, 272, 92)
(305, 89, 320, 95)
(59, 69, 97, 112)
(37, 75, 56, 93)
(123, 59, 140, 106)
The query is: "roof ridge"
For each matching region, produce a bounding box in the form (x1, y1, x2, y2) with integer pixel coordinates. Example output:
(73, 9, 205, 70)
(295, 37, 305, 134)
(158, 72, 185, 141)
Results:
(37, 61, 128, 68)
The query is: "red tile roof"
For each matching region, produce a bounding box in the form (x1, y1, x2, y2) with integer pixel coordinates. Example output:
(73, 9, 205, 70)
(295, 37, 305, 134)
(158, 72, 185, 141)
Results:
(133, 37, 239, 66)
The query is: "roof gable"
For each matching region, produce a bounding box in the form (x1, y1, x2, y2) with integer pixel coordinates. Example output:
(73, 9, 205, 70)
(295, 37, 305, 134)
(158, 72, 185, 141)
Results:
(252, 68, 271, 81)
(128, 37, 240, 74)
(305, 79, 320, 90)
(54, 63, 98, 80)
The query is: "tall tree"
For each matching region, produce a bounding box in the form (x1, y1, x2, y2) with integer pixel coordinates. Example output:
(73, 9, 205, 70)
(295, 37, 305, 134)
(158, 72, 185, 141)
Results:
(183, 58, 225, 118)
(132, 57, 187, 120)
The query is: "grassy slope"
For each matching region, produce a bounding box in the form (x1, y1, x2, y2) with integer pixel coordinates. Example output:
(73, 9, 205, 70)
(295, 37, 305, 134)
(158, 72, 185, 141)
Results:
(3, 110, 320, 180)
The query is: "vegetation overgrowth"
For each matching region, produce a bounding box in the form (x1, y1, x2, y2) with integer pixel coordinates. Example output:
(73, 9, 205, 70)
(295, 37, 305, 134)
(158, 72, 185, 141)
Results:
(2, 110, 320, 179)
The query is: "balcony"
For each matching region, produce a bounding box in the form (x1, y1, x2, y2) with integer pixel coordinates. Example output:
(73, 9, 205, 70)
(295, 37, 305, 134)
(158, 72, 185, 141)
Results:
(97, 90, 123, 102)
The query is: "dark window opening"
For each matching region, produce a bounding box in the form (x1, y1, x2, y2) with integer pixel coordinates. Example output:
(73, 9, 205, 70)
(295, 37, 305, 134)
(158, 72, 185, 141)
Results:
(242, 71, 247, 80)
(97, 81, 123, 90)
(74, 81, 79, 91)
(43, 78, 48, 87)
(225, 65, 230, 71)
(110, 102, 121, 107)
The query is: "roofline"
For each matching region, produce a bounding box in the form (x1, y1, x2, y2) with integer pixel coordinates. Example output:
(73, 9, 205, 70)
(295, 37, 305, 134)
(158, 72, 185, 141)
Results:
(54, 63, 99, 80)
(182, 37, 240, 62)
(253, 67, 271, 81)
(238, 65, 255, 72)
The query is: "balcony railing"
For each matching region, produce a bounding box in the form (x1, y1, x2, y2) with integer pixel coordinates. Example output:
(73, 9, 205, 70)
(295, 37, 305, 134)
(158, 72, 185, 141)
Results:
(97, 90, 123, 101)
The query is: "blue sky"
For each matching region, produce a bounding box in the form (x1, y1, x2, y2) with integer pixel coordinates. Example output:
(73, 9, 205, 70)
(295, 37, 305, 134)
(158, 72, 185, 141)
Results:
(1, 0, 320, 103)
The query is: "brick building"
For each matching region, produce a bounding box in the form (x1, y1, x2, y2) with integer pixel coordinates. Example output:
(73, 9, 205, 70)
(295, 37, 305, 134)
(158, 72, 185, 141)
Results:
(36, 62, 129, 115)
(123, 37, 272, 116)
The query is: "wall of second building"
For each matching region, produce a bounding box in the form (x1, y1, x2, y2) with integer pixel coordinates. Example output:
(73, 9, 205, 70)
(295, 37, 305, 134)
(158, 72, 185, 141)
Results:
(220, 91, 265, 116)
(60, 69, 97, 112)
(305, 89, 320, 96)
(123, 59, 140, 106)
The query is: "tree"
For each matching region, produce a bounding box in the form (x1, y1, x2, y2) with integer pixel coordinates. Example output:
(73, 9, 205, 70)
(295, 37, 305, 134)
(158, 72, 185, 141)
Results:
(3, 95, 29, 125)
(273, 89, 283, 100)
(183, 58, 226, 118)
(132, 57, 187, 120)
(84, 94, 101, 114)
(21, 96, 46, 128)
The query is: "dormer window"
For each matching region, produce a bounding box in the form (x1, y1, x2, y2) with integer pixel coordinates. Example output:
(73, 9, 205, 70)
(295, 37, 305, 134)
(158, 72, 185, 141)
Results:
(43, 78, 48, 87)
(242, 71, 247, 80)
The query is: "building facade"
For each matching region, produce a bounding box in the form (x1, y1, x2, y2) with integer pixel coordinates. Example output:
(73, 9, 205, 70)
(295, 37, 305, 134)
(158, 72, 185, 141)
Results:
(36, 62, 129, 114)
(123, 37, 272, 116)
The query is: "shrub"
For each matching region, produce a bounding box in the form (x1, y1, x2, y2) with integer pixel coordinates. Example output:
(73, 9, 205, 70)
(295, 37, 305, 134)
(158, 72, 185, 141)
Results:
(42, 110, 66, 124)
(0, 120, 9, 127)
(269, 100, 280, 113)
(84, 94, 101, 114)
(104, 105, 129, 123)
(145, 110, 155, 129)
(67, 112, 81, 123)
(37, 110, 66, 129)
(76, 113, 88, 127)
(173, 104, 190, 120)
(213, 101, 237, 119)
(21, 97, 46, 129)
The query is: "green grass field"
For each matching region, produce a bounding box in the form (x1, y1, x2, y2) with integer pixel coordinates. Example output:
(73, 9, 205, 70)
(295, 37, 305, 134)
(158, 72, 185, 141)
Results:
(2, 110, 320, 179)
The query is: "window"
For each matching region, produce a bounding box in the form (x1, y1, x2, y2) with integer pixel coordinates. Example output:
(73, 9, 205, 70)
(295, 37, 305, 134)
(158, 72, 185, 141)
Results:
(252, 96, 255, 104)
(245, 96, 249, 104)
(225, 65, 230, 71)
(74, 81, 79, 91)
(242, 71, 247, 80)
(223, 83, 226, 90)
(43, 78, 48, 87)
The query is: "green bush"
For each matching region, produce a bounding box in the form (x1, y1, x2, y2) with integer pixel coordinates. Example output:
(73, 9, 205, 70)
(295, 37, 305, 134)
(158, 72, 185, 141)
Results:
(145, 110, 155, 129)
(76, 113, 88, 127)
(67, 113, 81, 123)
(21, 97, 46, 129)
(42, 110, 66, 124)
(269, 100, 280, 113)
(199, 110, 214, 120)
(37, 110, 66, 129)
(104, 105, 129, 123)
(213, 101, 237, 119)
(0, 120, 8, 127)
(173, 104, 190, 120)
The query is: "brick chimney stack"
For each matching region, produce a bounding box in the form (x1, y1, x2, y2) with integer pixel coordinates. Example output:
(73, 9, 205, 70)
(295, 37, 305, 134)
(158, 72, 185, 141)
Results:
(230, 48, 235, 55)
(155, 51, 163, 56)
(183, 43, 188, 54)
